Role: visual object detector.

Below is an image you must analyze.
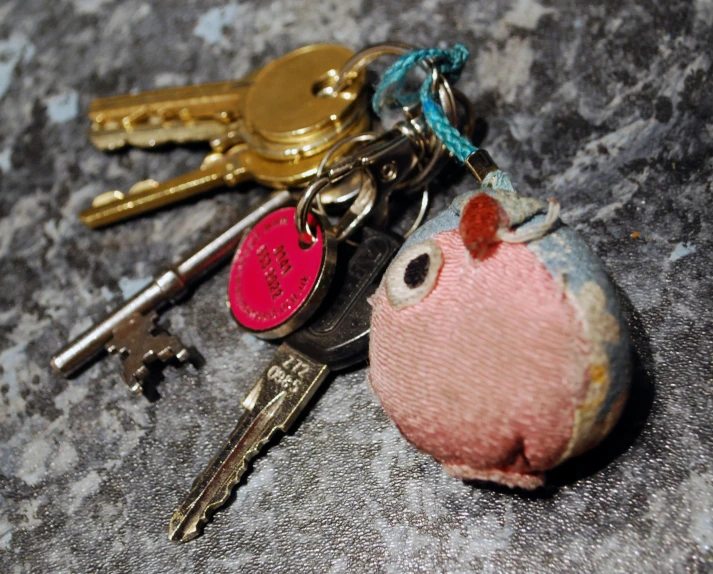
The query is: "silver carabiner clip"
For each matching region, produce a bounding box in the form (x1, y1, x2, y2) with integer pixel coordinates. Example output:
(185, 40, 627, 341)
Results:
(295, 126, 427, 244)
(296, 55, 466, 244)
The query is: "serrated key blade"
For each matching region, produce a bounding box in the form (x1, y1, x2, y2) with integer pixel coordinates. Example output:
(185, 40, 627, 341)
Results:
(88, 78, 256, 151)
(168, 392, 286, 543)
(168, 344, 330, 543)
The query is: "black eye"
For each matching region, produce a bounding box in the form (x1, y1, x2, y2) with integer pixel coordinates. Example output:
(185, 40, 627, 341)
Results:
(404, 253, 430, 288)
(384, 239, 443, 310)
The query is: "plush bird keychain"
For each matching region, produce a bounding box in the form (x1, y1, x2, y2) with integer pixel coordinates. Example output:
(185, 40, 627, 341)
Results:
(367, 46, 631, 489)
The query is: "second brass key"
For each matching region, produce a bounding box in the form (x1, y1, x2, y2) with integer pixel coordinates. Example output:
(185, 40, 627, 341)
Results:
(88, 44, 366, 152)
(79, 141, 369, 228)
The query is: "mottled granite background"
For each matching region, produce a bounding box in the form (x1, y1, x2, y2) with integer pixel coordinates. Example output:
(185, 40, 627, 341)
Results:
(1, 0, 712, 572)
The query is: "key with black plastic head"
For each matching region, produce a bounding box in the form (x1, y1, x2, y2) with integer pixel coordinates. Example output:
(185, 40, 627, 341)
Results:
(168, 227, 401, 543)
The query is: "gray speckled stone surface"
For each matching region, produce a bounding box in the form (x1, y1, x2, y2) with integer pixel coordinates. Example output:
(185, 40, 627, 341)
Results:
(1, 0, 712, 572)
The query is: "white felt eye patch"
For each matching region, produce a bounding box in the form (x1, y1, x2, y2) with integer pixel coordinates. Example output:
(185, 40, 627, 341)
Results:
(385, 239, 443, 310)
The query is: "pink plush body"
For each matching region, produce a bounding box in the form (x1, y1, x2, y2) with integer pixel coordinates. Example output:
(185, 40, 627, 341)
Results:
(369, 230, 591, 488)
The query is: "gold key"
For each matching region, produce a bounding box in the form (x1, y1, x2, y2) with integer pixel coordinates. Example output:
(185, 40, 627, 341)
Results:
(79, 130, 369, 228)
(81, 44, 370, 227)
(88, 44, 365, 152)
(89, 77, 258, 151)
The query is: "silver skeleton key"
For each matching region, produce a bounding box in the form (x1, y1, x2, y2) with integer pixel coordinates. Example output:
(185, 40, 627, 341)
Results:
(51, 191, 294, 392)
(168, 228, 402, 542)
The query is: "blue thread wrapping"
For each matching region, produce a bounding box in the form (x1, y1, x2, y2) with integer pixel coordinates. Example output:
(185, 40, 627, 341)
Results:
(374, 44, 514, 191)
(482, 170, 515, 192)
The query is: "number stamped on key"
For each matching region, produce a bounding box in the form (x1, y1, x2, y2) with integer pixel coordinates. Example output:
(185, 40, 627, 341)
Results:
(268, 354, 311, 394)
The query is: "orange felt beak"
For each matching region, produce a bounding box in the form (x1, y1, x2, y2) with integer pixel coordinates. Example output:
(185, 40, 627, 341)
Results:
(458, 193, 507, 260)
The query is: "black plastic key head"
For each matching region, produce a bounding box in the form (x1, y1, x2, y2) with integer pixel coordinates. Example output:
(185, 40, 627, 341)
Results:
(286, 228, 402, 370)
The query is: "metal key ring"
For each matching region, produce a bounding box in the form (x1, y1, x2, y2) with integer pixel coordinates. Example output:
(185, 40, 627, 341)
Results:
(294, 132, 380, 245)
(316, 132, 380, 178)
(324, 42, 459, 188)
(403, 188, 430, 239)
(295, 171, 380, 246)
(319, 42, 417, 96)
(391, 68, 457, 195)
(407, 68, 455, 187)
(298, 45, 461, 244)
(295, 176, 329, 246)
(296, 70, 457, 244)
(323, 43, 457, 129)
(313, 132, 381, 215)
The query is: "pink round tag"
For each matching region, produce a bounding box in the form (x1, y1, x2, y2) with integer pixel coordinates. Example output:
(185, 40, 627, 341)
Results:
(228, 206, 334, 338)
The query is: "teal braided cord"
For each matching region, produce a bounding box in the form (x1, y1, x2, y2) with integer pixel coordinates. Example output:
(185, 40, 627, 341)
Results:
(372, 45, 469, 115)
(422, 83, 514, 191)
(421, 84, 475, 162)
(373, 44, 514, 191)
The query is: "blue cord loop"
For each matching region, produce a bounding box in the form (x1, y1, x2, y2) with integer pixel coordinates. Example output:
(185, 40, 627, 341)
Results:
(372, 45, 469, 115)
(373, 44, 514, 191)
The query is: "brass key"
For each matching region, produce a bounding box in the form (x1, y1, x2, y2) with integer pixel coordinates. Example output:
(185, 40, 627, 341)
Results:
(80, 110, 369, 228)
(81, 44, 370, 227)
(88, 77, 257, 151)
(89, 44, 365, 152)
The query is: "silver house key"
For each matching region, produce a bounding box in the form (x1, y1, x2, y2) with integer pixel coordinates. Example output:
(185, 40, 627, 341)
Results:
(168, 227, 402, 542)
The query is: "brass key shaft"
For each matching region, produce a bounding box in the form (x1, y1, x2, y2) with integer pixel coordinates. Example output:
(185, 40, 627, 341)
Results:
(89, 78, 256, 150)
(80, 147, 250, 228)
(80, 111, 370, 228)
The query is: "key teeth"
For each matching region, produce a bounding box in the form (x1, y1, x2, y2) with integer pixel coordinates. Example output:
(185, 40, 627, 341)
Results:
(129, 179, 159, 195)
(169, 459, 249, 543)
(169, 421, 284, 543)
(92, 190, 125, 208)
(157, 347, 175, 362)
(128, 380, 143, 394)
(175, 348, 191, 363)
(106, 312, 191, 393)
(134, 364, 151, 382)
